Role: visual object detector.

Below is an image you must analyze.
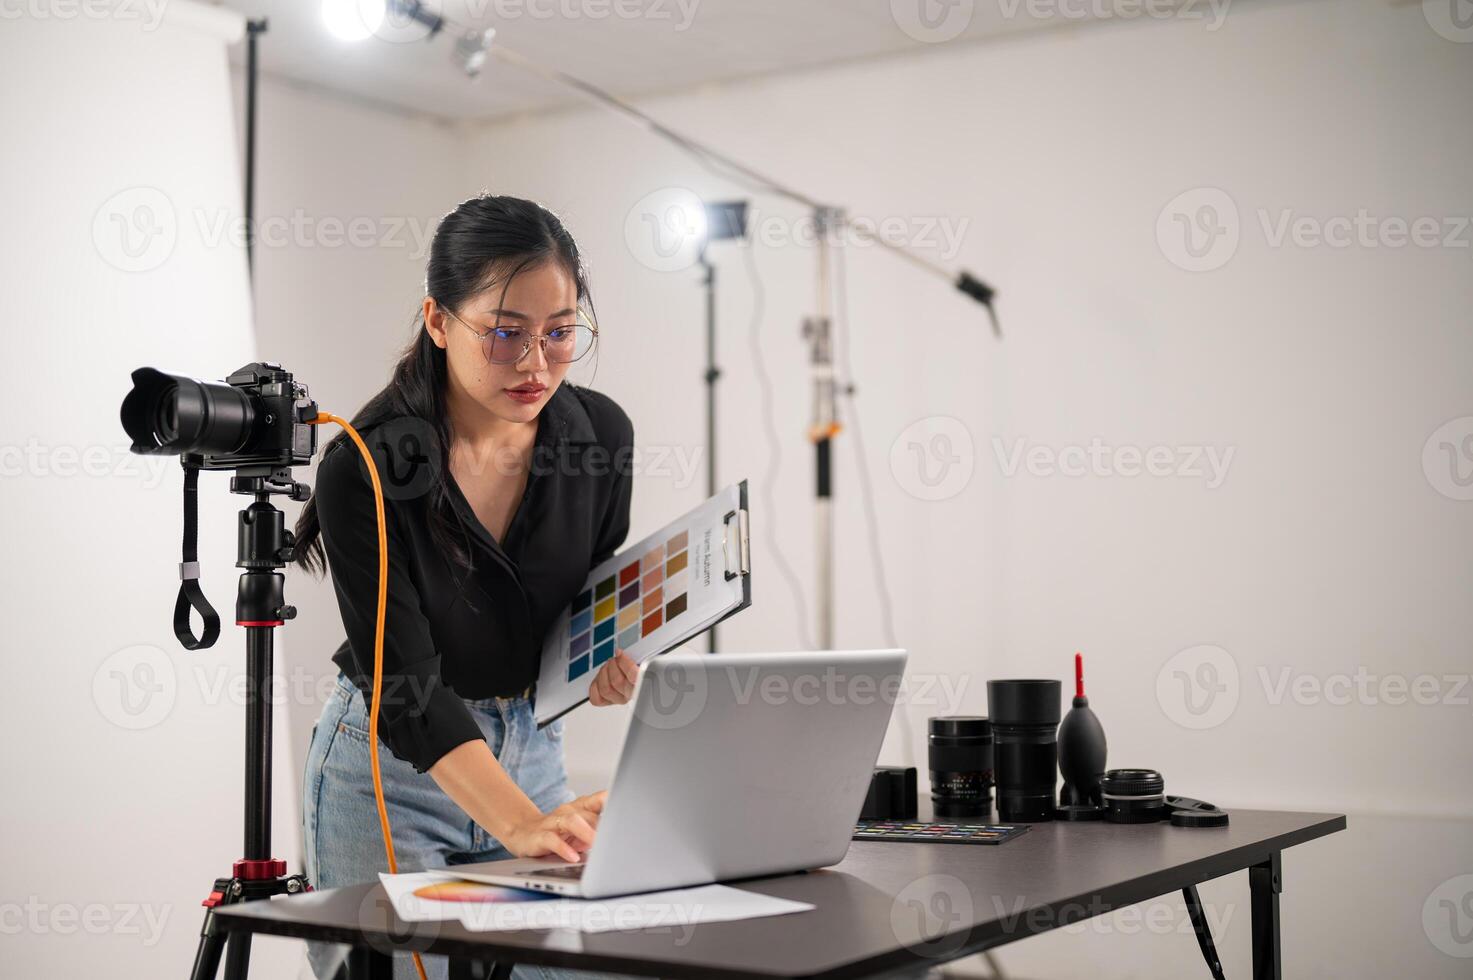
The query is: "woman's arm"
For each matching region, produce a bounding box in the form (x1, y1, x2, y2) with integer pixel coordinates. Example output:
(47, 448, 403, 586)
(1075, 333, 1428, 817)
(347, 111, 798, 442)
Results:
(429, 740, 605, 862)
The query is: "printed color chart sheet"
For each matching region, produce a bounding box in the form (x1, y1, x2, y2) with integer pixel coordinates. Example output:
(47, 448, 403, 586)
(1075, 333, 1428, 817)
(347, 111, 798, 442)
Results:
(534, 481, 750, 725)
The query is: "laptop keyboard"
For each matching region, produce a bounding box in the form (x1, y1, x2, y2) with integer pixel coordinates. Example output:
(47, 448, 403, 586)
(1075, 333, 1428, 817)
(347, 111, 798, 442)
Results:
(524, 864, 586, 880)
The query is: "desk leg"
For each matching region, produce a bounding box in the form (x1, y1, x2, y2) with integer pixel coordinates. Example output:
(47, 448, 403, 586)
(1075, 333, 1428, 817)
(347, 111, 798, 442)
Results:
(346, 945, 394, 980)
(447, 957, 513, 980)
(1250, 851, 1282, 980)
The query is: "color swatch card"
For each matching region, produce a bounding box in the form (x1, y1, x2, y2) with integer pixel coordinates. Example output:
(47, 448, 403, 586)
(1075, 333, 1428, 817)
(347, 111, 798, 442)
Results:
(535, 481, 751, 726)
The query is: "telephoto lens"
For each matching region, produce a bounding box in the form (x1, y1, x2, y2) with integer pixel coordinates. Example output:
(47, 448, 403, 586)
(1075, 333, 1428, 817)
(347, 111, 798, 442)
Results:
(987, 679, 1062, 822)
(928, 716, 993, 818)
(1102, 769, 1167, 823)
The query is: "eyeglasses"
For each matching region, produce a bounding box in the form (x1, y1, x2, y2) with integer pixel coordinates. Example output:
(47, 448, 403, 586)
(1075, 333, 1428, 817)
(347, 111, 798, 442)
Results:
(444, 307, 598, 365)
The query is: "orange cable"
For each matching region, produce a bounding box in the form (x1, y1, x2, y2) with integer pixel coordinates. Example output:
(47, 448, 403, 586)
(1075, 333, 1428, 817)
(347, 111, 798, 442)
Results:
(309, 413, 429, 980)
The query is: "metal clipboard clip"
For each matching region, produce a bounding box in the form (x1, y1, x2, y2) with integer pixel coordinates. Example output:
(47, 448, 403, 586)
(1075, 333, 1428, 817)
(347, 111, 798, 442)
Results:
(721, 508, 750, 582)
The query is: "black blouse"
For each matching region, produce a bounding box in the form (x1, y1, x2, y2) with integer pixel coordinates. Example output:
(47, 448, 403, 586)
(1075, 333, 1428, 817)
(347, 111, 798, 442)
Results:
(313, 384, 634, 773)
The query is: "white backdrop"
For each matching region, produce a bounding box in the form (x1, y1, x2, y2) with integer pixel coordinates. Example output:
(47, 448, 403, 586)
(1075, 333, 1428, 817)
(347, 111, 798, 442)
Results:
(0, 3, 302, 978)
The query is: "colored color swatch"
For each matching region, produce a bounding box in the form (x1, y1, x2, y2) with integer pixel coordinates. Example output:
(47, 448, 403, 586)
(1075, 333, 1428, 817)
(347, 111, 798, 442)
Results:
(412, 880, 557, 904)
(565, 525, 695, 682)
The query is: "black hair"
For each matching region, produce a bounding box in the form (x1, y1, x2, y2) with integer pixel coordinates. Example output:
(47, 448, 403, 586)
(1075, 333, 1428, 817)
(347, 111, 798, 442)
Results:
(292, 193, 593, 579)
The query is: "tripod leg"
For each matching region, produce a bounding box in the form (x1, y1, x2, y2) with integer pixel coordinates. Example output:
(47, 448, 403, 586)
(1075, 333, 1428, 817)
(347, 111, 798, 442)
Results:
(223, 931, 252, 980)
(190, 911, 227, 980)
(1182, 885, 1226, 980)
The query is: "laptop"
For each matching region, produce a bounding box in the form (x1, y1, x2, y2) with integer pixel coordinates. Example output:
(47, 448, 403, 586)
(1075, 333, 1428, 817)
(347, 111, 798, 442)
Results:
(447, 648, 908, 898)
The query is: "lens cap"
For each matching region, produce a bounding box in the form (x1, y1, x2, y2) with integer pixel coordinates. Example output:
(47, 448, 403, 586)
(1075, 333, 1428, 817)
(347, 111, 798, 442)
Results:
(1170, 808, 1230, 828)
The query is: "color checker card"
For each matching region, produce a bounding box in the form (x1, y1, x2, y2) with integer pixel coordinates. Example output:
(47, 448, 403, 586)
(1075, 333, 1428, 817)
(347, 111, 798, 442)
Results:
(534, 481, 751, 726)
(853, 821, 1030, 845)
(566, 528, 692, 683)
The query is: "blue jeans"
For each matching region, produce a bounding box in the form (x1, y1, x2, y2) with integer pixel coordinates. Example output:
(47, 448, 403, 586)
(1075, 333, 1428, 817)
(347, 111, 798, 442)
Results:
(302, 673, 619, 980)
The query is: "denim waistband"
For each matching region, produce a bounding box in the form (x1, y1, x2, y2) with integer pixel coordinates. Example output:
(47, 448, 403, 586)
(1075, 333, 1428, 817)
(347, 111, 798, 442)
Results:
(333, 671, 533, 712)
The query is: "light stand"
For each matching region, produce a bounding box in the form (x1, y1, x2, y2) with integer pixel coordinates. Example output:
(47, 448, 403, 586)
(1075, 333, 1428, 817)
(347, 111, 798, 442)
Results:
(696, 200, 748, 653)
(803, 206, 842, 650)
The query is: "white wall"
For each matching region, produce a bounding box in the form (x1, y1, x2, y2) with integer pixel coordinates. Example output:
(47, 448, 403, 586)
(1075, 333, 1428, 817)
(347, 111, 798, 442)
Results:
(0, 4, 302, 978)
(455, 1, 1473, 977)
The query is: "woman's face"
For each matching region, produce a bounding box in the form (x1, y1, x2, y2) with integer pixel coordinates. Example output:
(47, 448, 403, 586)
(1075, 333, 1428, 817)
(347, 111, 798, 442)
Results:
(425, 261, 579, 428)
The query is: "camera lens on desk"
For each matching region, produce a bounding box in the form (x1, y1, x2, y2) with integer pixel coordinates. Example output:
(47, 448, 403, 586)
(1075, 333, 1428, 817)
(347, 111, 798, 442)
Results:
(987, 679, 1062, 822)
(1102, 769, 1167, 823)
(928, 716, 993, 818)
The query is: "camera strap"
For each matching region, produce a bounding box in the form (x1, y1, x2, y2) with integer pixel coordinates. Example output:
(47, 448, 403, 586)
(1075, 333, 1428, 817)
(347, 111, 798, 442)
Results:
(174, 464, 221, 650)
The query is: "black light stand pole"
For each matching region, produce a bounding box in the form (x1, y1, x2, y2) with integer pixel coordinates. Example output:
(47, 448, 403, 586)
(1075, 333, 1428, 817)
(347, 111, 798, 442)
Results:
(694, 201, 747, 654)
(700, 249, 720, 652)
(244, 18, 266, 278)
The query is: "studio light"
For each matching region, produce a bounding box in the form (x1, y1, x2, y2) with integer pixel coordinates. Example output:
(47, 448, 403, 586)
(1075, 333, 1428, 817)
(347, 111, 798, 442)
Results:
(321, 0, 385, 42)
(454, 28, 497, 78)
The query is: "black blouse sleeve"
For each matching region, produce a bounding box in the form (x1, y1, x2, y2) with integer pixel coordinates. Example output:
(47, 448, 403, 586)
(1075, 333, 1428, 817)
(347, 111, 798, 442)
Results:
(314, 441, 484, 773)
(589, 399, 634, 566)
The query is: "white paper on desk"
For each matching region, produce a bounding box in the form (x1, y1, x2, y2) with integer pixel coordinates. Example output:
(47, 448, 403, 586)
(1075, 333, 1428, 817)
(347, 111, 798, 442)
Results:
(455, 884, 813, 933)
(378, 872, 553, 922)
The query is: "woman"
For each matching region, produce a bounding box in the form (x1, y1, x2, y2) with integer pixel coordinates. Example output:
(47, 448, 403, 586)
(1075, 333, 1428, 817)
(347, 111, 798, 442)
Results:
(294, 195, 642, 980)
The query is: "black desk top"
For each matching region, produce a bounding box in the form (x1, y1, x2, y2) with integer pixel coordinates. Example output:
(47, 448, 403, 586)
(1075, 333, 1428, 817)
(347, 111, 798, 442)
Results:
(214, 809, 1345, 979)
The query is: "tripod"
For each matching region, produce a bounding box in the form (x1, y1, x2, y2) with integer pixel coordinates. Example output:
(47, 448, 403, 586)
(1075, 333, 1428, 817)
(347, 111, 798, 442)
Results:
(189, 467, 312, 980)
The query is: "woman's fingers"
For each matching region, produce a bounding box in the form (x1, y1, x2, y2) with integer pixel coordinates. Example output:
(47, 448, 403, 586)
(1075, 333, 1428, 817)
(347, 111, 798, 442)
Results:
(575, 790, 608, 814)
(555, 807, 597, 849)
(614, 651, 639, 693)
(541, 830, 580, 863)
(588, 656, 636, 706)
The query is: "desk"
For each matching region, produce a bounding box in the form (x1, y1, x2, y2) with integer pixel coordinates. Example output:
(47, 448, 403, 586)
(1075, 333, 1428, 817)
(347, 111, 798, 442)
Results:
(212, 808, 1344, 979)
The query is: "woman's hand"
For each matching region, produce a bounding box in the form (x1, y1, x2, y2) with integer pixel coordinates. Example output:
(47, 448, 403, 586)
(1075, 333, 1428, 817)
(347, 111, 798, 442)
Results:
(588, 649, 638, 707)
(501, 791, 608, 863)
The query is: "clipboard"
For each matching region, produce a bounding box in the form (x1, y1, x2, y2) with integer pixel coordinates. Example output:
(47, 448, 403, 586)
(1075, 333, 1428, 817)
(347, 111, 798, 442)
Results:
(534, 480, 752, 727)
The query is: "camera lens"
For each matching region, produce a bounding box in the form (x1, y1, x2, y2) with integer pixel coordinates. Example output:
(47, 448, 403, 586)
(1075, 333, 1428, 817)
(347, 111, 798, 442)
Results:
(928, 716, 992, 819)
(121, 367, 256, 457)
(1102, 769, 1166, 824)
(987, 679, 1062, 822)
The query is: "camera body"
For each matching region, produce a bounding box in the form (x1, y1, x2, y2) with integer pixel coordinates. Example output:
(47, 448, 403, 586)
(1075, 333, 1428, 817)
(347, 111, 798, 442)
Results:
(122, 361, 318, 470)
